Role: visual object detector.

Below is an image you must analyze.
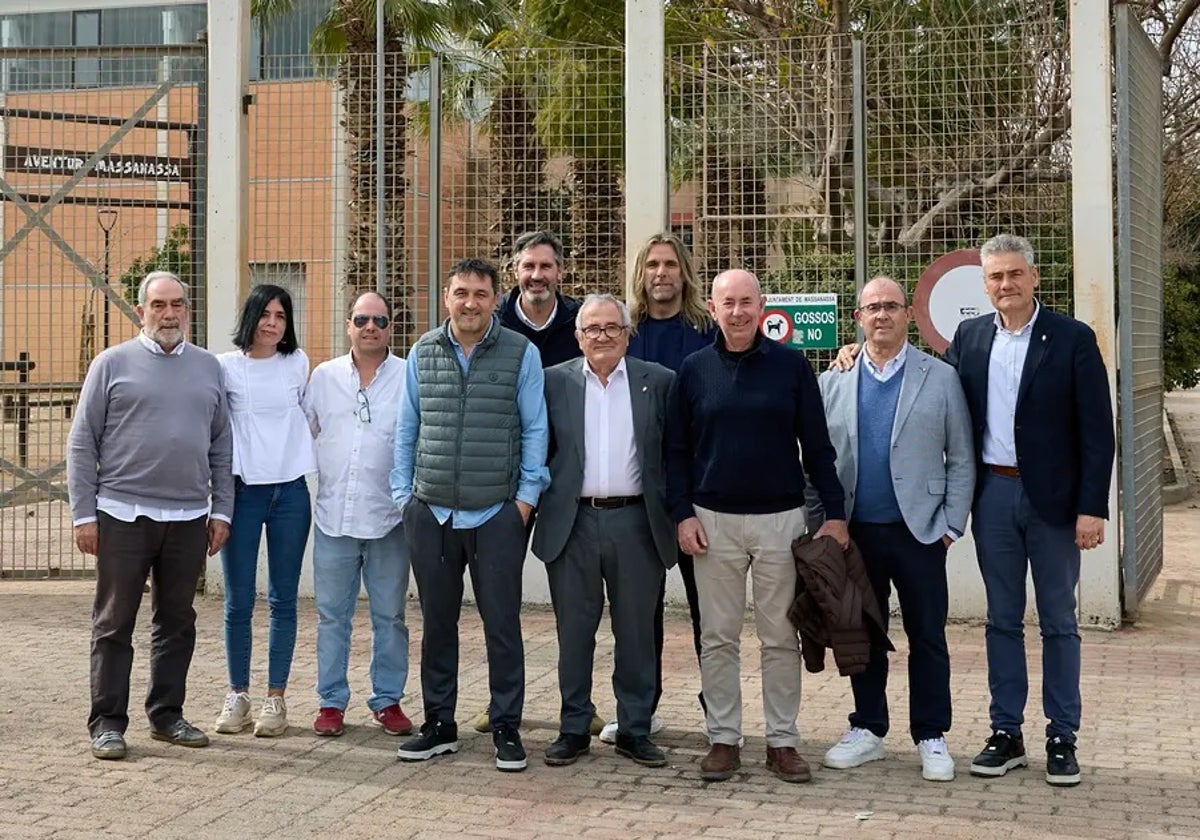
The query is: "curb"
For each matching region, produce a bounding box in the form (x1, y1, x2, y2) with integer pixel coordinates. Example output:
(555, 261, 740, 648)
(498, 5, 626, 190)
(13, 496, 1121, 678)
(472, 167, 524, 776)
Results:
(1164, 408, 1189, 505)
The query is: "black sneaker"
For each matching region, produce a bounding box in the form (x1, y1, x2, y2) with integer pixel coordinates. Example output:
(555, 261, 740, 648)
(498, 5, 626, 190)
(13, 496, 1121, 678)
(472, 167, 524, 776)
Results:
(396, 720, 460, 762)
(544, 732, 591, 766)
(614, 733, 668, 768)
(494, 726, 528, 772)
(969, 730, 1028, 777)
(1045, 737, 1081, 787)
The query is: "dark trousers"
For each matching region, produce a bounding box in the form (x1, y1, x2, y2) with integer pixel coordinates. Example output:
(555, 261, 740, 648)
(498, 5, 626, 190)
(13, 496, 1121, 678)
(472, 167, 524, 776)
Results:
(547, 504, 664, 737)
(405, 499, 527, 730)
(847, 521, 951, 743)
(652, 550, 704, 712)
(972, 471, 1082, 743)
(89, 512, 208, 736)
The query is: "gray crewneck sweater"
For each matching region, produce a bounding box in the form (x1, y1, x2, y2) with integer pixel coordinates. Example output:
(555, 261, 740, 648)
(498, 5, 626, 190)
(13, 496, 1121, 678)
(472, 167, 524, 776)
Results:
(67, 337, 234, 522)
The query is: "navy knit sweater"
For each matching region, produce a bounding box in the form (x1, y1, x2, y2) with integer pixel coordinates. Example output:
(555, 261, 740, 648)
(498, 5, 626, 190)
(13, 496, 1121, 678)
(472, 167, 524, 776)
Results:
(628, 314, 717, 373)
(665, 331, 846, 521)
(499, 288, 582, 369)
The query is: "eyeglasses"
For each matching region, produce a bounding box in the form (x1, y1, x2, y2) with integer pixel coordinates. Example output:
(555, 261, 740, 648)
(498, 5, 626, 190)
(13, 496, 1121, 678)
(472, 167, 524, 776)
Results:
(580, 324, 628, 340)
(858, 302, 905, 315)
(352, 314, 390, 329)
(355, 388, 371, 423)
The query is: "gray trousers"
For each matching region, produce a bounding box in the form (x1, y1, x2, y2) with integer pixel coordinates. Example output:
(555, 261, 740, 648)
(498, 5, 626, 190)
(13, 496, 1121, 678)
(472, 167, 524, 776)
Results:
(404, 499, 527, 730)
(546, 503, 664, 738)
(89, 512, 208, 736)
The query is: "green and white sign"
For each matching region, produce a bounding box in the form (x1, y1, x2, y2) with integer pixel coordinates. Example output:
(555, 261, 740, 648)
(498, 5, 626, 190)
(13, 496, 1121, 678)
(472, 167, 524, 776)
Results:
(759, 293, 839, 350)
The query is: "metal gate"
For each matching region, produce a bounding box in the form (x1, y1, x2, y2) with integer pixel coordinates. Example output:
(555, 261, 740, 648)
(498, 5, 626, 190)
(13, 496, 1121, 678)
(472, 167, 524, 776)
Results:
(0, 42, 205, 578)
(1115, 5, 1166, 618)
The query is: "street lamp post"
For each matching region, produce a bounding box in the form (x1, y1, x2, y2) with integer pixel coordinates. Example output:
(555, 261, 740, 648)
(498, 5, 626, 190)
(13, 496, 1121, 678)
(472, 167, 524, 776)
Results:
(97, 207, 118, 348)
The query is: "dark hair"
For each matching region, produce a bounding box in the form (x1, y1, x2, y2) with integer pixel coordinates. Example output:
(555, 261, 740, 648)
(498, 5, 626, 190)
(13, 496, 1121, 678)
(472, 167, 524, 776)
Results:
(448, 258, 501, 293)
(233, 284, 299, 354)
(346, 290, 393, 319)
(512, 230, 565, 266)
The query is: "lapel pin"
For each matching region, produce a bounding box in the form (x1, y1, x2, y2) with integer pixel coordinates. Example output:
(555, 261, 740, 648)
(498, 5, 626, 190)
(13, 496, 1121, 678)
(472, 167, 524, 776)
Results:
(642, 385, 648, 392)
(1042, 334, 1047, 342)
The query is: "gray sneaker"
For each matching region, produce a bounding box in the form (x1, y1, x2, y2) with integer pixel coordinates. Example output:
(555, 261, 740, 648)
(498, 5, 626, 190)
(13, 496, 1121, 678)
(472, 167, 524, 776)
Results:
(150, 719, 210, 748)
(91, 730, 127, 760)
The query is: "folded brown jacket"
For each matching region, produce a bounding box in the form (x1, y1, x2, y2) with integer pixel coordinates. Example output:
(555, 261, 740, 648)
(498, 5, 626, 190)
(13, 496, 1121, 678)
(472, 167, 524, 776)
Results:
(788, 533, 893, 676)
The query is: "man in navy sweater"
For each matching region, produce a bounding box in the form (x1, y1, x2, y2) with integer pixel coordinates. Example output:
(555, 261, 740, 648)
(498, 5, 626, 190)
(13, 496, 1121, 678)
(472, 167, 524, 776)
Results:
(499, 230, 582, 369)
(589, 233, 717, 746)
(666, 269, 848, 784)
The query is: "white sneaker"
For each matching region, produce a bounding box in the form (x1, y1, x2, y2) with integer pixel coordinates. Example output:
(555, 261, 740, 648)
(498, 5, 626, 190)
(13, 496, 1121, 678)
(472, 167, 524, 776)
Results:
(917, 737, 955, 781)
(214, 691, 252, 734)
(599, 714, 664, 745)
(253, 696, 289, 738)
(823, 727, 885, 769)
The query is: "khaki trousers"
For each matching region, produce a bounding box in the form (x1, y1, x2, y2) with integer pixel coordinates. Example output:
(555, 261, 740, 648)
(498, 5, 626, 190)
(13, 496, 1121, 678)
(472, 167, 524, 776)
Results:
(693, 505, 805, 748)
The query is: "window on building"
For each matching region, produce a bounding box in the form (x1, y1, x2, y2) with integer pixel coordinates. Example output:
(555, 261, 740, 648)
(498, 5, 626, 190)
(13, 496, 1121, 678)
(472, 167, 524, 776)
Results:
(72, 10, 100, 88)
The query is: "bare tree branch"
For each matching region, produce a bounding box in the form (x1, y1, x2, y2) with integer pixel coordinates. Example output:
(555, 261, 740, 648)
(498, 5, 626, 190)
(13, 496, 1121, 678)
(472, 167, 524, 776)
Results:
(1161, 0, 1200, 74)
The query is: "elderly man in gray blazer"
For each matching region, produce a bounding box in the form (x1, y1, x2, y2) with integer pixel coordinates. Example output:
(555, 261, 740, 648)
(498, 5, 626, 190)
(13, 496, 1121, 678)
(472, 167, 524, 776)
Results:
(533, 293, 676, 769)
(807, 276, 974, 783)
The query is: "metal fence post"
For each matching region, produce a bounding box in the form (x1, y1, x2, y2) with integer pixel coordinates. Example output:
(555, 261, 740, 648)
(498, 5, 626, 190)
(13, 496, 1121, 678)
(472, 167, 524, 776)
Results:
(852, 37, 867, 337)
(428, 54, 442, 333)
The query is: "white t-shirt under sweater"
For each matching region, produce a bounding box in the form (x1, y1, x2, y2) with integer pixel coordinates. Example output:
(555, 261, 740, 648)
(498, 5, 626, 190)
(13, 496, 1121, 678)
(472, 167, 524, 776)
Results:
(219, 349, 318, 484)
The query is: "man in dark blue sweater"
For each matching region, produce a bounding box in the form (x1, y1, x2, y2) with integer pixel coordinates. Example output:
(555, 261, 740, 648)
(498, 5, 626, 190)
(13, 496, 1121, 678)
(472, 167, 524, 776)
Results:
(590, 233, 717, 747)
(666, 269, 848, 784)
(498, 230, 582, 369)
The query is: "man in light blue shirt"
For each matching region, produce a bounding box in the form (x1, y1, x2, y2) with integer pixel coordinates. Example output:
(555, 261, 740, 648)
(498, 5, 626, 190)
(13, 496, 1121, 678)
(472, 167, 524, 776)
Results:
(391, 257, 549, 773)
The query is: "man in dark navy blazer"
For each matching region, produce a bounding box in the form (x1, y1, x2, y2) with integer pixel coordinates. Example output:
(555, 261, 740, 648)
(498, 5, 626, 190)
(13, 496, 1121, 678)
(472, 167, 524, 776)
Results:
(943, 234, 1114, 788)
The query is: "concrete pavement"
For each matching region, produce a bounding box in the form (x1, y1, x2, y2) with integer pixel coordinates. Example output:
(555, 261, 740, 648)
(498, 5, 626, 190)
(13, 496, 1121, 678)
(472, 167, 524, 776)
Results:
(2, 394, 1199, 839)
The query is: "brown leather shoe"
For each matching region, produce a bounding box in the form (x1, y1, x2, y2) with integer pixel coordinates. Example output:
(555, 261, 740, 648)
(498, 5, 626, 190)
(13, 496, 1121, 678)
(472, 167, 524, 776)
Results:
(766, 746, 812, 783)
(700, 742, 741, 781)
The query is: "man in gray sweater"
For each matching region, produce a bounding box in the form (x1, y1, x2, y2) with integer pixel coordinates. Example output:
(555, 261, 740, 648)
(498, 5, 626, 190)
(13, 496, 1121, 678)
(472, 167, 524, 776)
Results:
(67, 271, 234, 761)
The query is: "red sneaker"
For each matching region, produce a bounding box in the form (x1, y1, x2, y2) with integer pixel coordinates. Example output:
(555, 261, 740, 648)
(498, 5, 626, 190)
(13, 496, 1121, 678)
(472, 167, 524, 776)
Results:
(313, 707, 345, 737)
(372, 704, 413, 736)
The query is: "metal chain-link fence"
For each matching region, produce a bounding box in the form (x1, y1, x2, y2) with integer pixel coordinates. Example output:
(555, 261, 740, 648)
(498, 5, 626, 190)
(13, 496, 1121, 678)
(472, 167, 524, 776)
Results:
(0, 43, 205, 578)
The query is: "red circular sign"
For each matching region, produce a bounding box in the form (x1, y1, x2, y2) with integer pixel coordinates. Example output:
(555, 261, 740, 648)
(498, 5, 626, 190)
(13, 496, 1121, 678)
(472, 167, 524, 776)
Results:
(760, 309, 793, 343)
(913, 249, 983, 354)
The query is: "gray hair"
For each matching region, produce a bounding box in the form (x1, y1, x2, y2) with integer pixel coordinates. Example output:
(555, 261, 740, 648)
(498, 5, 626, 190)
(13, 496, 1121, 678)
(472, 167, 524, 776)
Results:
(137, 270, 190, 306)
(513, 230, 565, 267)
(575, 293, 631, 329)
(980, 233, 1036, 268)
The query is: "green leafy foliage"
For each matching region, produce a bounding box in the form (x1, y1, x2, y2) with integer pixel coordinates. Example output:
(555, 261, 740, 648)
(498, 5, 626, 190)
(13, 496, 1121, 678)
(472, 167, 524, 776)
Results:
(117, 224, 190, 304)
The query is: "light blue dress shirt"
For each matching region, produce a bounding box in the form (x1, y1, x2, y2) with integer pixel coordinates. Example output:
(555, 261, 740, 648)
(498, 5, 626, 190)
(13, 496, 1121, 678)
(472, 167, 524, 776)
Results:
(981, 302, 1041, 468)
(391, 318, 550, 529)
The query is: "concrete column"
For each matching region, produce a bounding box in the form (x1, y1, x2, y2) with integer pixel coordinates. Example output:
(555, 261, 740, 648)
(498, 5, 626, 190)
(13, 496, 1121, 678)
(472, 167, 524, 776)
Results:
(205, 0, 249, 593)
(623, 0, 667, 298)
(1070, 0, 1121, 627)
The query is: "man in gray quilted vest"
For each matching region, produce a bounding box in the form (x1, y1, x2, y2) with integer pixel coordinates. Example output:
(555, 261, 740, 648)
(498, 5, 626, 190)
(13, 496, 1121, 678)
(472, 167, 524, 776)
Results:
(391, 257, 550, 773)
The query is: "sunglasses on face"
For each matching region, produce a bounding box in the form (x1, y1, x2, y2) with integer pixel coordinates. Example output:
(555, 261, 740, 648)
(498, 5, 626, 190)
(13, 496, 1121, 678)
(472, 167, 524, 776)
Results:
(352, 314, 390, 329)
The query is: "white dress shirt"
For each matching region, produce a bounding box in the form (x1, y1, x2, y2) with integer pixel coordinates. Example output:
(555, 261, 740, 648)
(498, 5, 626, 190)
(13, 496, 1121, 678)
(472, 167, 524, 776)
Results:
(580, 357, 642, 498)
(303, 351, 405, 540)
(84, 332, 227, 525)
(981, 302, 1041, 468)
(514, 296, 558, 331)
(862, 341, 908, 383)
(219, 349, 317, 484)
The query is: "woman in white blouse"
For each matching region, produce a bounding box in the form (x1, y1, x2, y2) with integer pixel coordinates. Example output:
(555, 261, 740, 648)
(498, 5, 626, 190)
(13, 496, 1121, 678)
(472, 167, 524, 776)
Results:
(214, 285, 317, 737)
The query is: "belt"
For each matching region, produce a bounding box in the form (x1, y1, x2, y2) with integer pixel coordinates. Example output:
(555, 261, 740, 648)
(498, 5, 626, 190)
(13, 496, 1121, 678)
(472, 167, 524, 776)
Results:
(987, 464, 1021, 478)
(578, 495, 643, 509)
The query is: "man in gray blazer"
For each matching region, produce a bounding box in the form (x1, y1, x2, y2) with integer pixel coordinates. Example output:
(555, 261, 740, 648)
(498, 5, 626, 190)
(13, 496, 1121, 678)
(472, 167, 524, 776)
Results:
(533, 293, 676, 769)
(807, 276, 974, 782)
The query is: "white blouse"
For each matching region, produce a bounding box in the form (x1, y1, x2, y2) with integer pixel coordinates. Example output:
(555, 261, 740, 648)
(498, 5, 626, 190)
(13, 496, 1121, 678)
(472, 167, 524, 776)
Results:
(219, 349, 318, 484)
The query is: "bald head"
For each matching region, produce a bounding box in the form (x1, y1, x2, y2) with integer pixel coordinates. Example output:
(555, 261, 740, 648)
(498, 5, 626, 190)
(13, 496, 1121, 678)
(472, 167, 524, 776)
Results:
(712, 269, 762, 299)
(858, 276, 907, 308)
(708, 269, 765, 352)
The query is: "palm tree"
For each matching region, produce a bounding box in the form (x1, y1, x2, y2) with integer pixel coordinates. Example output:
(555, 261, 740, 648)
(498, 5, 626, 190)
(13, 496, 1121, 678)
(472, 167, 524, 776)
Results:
(251, 0, 489, 349)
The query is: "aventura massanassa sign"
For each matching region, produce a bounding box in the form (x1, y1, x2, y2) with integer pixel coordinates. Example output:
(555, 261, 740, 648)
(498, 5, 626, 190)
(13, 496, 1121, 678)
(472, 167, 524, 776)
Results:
(4, 145, 187, 181)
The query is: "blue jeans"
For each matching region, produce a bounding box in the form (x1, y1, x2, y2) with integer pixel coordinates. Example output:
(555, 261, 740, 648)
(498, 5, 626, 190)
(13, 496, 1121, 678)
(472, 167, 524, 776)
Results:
(313, 523, 410, 712)
(972, 471, 1082, 743)
(221, 476, 311, 691)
